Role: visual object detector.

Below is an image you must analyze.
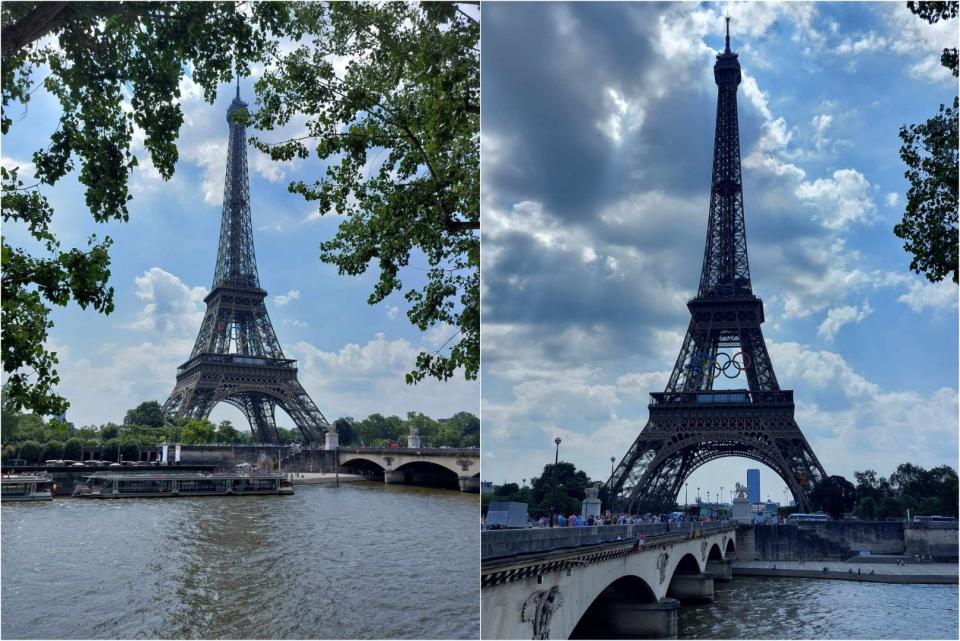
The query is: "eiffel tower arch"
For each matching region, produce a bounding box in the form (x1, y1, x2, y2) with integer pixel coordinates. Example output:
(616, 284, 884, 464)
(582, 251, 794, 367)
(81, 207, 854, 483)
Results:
(162, 84, 333, 446)
(608, 20, 827, 513)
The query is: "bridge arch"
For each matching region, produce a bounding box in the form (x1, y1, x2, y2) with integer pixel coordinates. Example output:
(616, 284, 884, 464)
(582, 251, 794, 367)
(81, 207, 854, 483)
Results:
(340, 456, 386, 479)
(394, 460, 460, 489)
(672, 552, 703, 578)
(707, 543, 723, 561)
(570, 575, 657, 640)
(725, 537, 736, 558)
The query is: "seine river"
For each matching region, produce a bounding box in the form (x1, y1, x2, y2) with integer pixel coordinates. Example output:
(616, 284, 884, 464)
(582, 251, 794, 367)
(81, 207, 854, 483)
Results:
(1, 483, 479, 639)
(678, 575, 958, 639)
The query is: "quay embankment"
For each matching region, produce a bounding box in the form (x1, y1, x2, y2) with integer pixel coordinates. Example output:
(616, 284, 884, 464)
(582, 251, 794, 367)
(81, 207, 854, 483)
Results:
(733, 559, 957, 584)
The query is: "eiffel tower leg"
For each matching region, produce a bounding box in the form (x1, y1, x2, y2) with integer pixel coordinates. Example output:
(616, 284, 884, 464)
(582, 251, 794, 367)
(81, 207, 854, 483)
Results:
(276, 379, 329, 444)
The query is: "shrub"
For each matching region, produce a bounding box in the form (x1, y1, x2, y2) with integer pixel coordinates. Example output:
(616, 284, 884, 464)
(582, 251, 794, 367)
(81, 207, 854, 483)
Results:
(18, 440, 42, 463)
(64, 437, 84, 461)
(41, 440, 64, 462)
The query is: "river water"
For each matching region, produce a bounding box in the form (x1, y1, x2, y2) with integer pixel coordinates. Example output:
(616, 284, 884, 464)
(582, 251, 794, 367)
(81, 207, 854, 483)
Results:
(678, 575, 958, 639)
(1, 483, 479, 639)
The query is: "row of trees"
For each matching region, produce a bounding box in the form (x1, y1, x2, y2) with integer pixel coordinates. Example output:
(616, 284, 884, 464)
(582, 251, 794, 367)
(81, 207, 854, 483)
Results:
(481, 462, 608, 518)
(811, 464, 958, 520)
(482, 461, 958, 521)
(1, 400, 479, 463)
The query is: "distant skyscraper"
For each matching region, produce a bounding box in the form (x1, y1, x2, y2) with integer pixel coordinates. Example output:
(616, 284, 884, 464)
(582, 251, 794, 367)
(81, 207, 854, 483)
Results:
(747, 468, 760, 504)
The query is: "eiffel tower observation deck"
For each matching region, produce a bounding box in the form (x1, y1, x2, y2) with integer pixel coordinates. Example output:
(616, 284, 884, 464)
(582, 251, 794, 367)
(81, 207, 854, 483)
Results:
(162, 83, 334, 446)
(608, 20, 827, 513)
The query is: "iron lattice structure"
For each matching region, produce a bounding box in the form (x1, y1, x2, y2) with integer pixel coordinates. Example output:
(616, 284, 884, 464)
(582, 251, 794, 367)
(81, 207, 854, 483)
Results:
(608, 23, 826, 513)
(162, 87, 331, 444)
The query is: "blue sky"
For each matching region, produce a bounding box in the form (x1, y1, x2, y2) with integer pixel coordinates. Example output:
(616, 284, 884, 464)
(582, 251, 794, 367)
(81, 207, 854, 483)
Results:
(2, 47, 479, 431)
(481, 1, 958, 501)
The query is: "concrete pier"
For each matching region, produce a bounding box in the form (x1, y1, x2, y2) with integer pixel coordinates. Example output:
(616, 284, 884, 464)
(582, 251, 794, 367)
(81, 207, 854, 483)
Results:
(384, 470, 406, 484)
(458, 475, 480, 492)
(706, 558, 733, 581)
(605, 598, 680, 639)
(667, 573, 715, 603)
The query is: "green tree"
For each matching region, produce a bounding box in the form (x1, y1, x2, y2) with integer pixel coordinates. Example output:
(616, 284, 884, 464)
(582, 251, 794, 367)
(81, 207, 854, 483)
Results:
(333, 417, 355, 446)
(40, 439, 63, 461)
(494, 483, 520, 497)
(810, 475, 857, 519)
(17, 439, 41, 463)
(877, 496, 904, 519)
(124, 401, 165, 428)
(250, 1, 479, 384)
(215, 420, 243, 444)
(855, 496, 877, 520)
(179, 420, 216, 445)
(63, 436, 83, 460)
(895, 2, 959, 283)
(1, 1, 291, 416)
(100, 423, 119, 441)
(2, 444, 16, 461)
(119, 441, 140, 462)
(101, 438, 120, 462)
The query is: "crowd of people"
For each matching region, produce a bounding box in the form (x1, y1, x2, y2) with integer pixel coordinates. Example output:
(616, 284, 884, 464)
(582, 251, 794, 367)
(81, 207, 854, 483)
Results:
(525, 511, 719, 528)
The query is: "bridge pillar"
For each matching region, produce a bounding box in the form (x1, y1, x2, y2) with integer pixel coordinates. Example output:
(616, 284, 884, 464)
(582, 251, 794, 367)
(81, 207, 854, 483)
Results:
(605, 598, 680, 639)
(706, 559, 733, 581)
(384, 470, 406, 484)
(458, 476, 480, 493)
(667, 573, 714, 604)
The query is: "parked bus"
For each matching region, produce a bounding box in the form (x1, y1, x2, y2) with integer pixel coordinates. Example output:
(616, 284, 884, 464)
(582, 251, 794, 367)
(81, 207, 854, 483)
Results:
(787, 513, 829, 523)
(912, 515, 956, 523)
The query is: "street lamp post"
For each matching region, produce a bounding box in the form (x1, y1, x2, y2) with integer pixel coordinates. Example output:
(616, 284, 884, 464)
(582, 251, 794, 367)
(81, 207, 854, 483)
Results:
(685, 483, 689, 512)
(697, 486, 700, 504)
(721, 486, 724, 504)
(550, 437, 561, 527)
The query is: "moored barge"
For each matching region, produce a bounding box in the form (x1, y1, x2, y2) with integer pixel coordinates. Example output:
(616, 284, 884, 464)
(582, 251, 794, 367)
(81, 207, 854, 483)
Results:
(73, 471, 294, 498)
(1, 473, 55, 502)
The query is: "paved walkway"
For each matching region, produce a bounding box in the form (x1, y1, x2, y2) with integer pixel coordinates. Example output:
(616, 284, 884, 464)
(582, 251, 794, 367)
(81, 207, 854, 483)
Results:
(733, 560, 957, 584)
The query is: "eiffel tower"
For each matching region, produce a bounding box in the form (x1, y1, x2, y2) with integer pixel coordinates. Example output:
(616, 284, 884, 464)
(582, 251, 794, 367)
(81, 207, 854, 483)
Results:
(162, 83, 334, 446)
(608, 20, 826, 513)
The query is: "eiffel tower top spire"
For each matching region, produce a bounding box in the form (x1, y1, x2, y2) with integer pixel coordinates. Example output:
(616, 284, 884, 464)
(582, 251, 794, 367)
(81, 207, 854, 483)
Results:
(698, 17, 749, 298)
(213, 81, 260, 289)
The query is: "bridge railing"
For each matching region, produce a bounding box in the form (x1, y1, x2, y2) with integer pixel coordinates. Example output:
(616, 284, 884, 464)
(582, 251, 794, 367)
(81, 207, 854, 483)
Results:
(482, 520, 735, 561)
(336, 447, 479, 456)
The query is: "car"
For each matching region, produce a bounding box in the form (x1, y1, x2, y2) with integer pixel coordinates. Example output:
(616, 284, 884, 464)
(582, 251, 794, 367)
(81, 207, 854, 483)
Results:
(108, 463, 123, 467)
(45, 460, 65, 466)
(70, 462, 86, 467)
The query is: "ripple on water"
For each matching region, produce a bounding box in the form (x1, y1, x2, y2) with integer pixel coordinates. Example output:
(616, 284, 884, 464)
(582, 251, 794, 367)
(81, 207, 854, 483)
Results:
(2, 484, 479, 640)
(676, 576, 958, 639)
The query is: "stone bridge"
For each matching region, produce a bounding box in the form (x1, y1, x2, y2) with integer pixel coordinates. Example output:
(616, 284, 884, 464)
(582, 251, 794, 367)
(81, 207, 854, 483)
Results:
(481, 522, 737, 639)
(338, 447, 480, 492)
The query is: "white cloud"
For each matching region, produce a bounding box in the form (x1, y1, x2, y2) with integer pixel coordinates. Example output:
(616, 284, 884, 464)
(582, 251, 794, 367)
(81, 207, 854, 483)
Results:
(282, 318, 309, 329)
(811, 113, 832, 149)
(273, 289, 300, 307)
(885, 192, 900, 207)
(795, 168, 876, 229)
(898, 279, 958, 312)
(834, 31, 887, 55)
(125, 268, 207, 335)
(817, 300, 873, 341)
(387, 306, 400, 320)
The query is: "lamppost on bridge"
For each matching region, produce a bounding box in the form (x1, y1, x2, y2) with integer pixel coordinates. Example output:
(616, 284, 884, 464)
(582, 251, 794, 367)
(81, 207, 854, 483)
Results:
(610, 456, 615, 477)
(697, 486, 700, 504)
(550, 437, 561, 527)
(720, 486, 724, 505)
(685, 483, 689, 511)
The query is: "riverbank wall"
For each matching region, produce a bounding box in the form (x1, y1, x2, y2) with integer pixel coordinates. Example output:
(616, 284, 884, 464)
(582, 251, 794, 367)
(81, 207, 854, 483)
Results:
(732, 560, 958, 585)
(742, 522, 957, 562)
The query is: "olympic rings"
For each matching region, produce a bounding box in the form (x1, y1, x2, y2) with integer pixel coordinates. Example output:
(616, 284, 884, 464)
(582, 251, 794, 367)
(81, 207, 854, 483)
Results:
(690, 350, 752, 379)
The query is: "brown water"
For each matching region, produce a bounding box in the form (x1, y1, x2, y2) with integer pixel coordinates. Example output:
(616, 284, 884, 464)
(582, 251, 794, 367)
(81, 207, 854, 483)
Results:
(678, 575, 958, 639)
(1, 483, 479, 639)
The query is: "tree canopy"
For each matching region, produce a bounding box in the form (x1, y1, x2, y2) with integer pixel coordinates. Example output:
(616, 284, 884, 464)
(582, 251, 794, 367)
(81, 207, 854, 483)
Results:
(248, 1, 479, 385)
(895, 1, 958, 283)
(1, 1, 289, 416)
